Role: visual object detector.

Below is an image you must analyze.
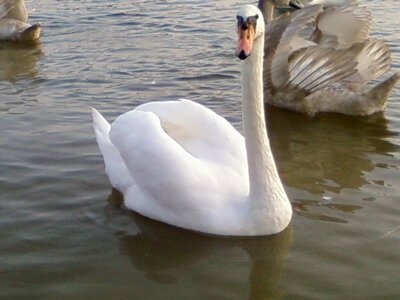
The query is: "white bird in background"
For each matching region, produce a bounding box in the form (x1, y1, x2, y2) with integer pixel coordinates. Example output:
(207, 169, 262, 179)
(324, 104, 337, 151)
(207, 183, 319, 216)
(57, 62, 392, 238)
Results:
(92, 5, 292, 236)
(0, 0, 41, 41)
(258, 0, 399, 115)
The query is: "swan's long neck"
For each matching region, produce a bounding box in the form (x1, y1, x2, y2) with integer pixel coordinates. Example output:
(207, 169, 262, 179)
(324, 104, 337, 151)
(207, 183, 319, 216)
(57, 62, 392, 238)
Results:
(241, 32, 292, 234)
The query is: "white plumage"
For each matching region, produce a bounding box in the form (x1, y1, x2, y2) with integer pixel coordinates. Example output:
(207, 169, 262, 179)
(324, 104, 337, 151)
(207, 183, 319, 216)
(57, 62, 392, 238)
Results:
(92, 5, 292, 236)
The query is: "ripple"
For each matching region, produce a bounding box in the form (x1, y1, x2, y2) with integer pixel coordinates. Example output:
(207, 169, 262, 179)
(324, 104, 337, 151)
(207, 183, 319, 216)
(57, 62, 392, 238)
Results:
(1, 0, 400, 299)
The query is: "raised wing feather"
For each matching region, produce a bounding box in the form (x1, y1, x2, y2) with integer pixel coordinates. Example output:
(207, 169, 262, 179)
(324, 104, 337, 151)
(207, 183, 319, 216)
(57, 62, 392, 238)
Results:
(0, 0, 13, 19)
(288, 46, 357, 92)
(265, 5, 359, 96)
(346, 38, 391, 84)
(265, 5, 323, 90)
(0, 0, 28, 22)
(312, 5, 371, 49)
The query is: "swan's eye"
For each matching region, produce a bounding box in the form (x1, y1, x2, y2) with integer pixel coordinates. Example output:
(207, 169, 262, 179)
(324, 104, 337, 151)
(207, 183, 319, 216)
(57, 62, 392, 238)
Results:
(248, 16, 258, 27)
(237, 15, 244, 28)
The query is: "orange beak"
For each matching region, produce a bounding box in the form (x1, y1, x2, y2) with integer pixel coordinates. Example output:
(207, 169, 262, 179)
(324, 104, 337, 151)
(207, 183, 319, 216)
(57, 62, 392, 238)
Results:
(235, 26, 255, 60)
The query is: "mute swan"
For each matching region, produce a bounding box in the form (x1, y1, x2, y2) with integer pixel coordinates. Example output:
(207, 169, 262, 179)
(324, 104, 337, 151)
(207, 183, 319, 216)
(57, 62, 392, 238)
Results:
(258, 0, 399, 115)
(0, 0, 41, 41)
(92, 5, 292, 236)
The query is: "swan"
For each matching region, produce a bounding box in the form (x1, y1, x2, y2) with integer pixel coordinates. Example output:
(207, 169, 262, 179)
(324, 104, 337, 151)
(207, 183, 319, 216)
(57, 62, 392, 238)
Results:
(92, 5, 292, 236)
(0, 0, 41, 41)
(258, 0, 400, 115)
(262, 0, 357, 18)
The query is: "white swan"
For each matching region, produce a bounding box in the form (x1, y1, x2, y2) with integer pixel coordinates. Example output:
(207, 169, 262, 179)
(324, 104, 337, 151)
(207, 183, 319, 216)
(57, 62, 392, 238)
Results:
(258, 0, 399, 115)
(92, 5, 292, 236)
(0, 0, 41, 41)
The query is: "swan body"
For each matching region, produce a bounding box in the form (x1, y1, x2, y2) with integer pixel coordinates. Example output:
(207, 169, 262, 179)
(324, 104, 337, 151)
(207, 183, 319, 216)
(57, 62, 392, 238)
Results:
(258, 0, 399, 115)
(92, 5, 292, 236)
(0, 0, 41, 41)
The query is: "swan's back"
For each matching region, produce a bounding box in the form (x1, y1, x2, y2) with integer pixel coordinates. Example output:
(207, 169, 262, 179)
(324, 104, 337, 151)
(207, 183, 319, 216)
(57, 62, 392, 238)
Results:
(136, 100, 246, 167)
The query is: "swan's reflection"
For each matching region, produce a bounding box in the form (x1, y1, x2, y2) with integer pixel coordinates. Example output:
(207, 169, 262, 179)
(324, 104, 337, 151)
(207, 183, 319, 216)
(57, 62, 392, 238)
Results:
(0, 42, 42, 81)
(267, 106, 397, 193)
(106, 190, 293, 300)
(266, 105, 399, 221)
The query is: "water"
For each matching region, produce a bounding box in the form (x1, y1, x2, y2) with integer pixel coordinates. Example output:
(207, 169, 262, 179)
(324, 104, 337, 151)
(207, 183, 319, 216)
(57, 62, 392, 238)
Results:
(0, 0, 399, 299)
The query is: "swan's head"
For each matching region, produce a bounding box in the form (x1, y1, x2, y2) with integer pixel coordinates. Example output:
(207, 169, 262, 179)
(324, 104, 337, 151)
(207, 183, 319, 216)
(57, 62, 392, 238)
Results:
(235, 5, 265, 60)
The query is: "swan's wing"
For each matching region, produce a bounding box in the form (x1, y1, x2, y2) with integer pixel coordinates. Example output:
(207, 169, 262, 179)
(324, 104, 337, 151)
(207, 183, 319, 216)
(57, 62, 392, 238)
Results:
(265, 5, 357, 95)
(108, 104, 247, 208)
(345, 38, 392, 84)
(109, 109, 209, 195)
(0, 0, 14, 20)
(0, 0, 28, 22)
(136, 99, 246, 168)
(92, 108, 134, 192)
(287, 46, 357, 93)
(290, 35, 317, 52)
(311, 5, 371, 49)
(265, 5, 322, 90)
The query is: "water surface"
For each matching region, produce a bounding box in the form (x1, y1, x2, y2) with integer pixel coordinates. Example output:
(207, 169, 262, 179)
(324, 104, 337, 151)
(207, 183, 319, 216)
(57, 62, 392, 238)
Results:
(0, 0, 399, 299)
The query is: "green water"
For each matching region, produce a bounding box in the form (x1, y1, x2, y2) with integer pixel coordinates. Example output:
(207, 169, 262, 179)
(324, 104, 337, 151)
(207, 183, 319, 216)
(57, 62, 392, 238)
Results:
(0, 0, 399, 299)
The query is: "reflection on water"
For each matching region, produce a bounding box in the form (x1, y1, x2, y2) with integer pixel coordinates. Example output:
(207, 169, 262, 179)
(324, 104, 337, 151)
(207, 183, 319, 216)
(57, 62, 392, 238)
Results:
(267, 106, 399, 223)
(0, 42, 42, 81)
(267, 106, 398, 194)
(107, 190, 292, 300)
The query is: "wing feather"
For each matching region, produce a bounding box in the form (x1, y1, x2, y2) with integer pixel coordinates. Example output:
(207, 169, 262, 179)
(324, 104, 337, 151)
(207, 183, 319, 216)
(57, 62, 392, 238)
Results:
(0, 0, 28, 22)
(346, 38, 392, 83)
(289, 47, 357, 92)
(265, 5, 323, 91)
(312, 5, 372, 49)
(265, 5, 360, 96)
(0, 0, 14, 20)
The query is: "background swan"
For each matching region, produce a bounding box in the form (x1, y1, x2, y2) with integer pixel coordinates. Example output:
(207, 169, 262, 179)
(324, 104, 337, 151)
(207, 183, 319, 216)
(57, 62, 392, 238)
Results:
(263, 0, 357, 17)
(289, 0, 356, 9)
(92, 5, 292, 236)
(258, 0, 399, 115)
(0, 0, 41, 41)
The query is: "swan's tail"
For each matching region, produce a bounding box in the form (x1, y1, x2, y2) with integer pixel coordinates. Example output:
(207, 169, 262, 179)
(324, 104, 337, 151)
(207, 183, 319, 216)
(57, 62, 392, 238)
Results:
(367, 72, 400, 107)
(92, 108, 133, 192)
(19, 23, 41, 41)
(92, 108, 111, 139)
